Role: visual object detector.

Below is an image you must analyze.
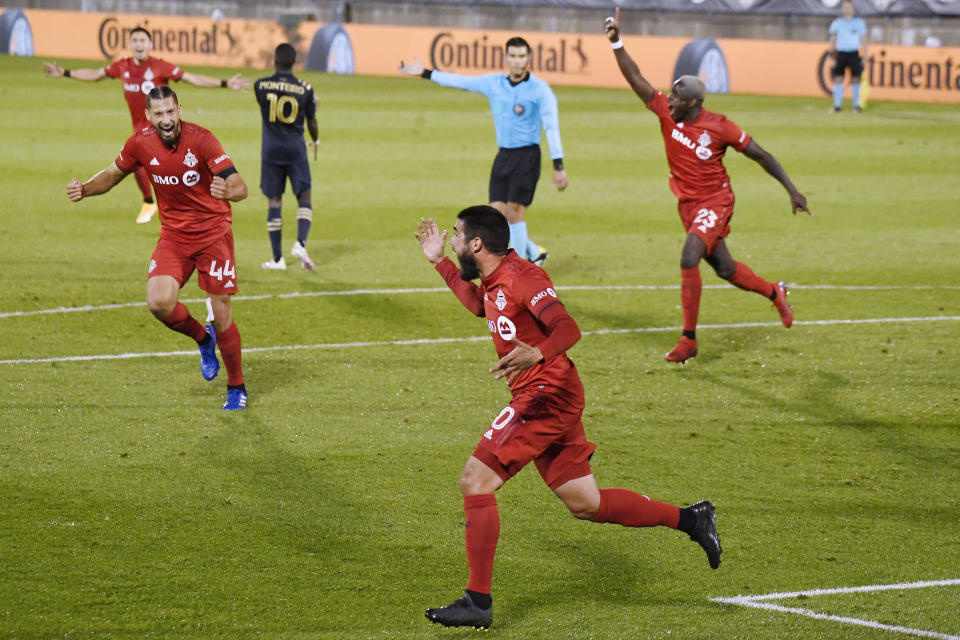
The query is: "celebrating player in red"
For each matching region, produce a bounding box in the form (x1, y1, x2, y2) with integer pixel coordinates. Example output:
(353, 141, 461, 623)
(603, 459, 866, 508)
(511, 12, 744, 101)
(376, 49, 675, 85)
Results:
(44, 26, 249, 224)
(605, 9, 810, 363)
(66, 86, 249, 411)
(415, 207, 721, 629)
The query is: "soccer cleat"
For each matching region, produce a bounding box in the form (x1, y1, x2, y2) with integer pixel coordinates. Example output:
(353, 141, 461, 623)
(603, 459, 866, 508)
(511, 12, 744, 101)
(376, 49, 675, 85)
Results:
(199, 324, 220, 381)
(829, 106, 841, 114)
(686, 500, 722, 569)
(262, 256, 287, 270)
(425, 592, 492, 629)
(531, 250, 549, 267)
(665, 336, 698, 363)
(291, 241, 315, 271)
(853, 106, 862, 114)
(136, 202, 157, 224)
(772, 281, 794, 328)
(223, 388, 248, 411)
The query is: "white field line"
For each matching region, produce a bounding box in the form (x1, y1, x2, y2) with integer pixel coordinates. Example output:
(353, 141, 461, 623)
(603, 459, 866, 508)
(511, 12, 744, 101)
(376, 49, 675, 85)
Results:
(711, 578, 960, 640)
(2, 283, 959, 319)
(2, 315, 959, 366)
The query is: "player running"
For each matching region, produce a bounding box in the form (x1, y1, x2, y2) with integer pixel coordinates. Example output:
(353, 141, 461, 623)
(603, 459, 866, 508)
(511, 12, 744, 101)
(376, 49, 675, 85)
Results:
(44, 26, 249, 224)
(415, 207, 721, 629)
(254, 43, 320, 271)
(605, 9, 810, 363)
(65, 87, 249, 410)
(400, 37, 568, 266)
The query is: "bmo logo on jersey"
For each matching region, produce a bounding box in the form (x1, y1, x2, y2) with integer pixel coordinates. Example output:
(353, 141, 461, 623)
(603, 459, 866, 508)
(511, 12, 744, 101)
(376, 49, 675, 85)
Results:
(150, 172, 201, 187)
(529, 287, 558, 307)
(182, 170, 200, 187)
(495, 315, 517, 341)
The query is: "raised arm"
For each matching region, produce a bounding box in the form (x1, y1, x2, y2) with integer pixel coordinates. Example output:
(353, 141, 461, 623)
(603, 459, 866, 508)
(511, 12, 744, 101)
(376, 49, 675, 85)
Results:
(415, 217, 485, 316)
(604, 8, 655, 104)
(67, 162, 128, 201)
(741, 139, 810, 215)
(43, 61, 106, 82)
(181, 71, 250, 91)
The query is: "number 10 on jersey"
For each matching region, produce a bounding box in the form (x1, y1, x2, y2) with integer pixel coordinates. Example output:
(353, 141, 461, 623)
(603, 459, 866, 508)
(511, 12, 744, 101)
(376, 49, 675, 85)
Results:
(265, 92, 299, 124)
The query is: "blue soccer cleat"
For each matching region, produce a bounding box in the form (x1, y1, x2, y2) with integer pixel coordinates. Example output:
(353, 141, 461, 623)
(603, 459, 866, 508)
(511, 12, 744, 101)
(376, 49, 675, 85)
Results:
(223, 388, 248, 411)
(199, 324, 220, 381)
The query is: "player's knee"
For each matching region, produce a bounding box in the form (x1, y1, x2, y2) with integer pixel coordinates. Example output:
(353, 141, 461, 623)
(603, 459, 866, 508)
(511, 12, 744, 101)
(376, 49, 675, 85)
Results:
(566, 501, 598, 520)
(714, 263, 735, 280)
(146, 295, 175, 319)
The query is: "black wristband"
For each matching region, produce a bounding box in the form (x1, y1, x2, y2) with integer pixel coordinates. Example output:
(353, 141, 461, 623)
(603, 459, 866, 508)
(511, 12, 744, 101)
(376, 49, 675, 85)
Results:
(553, 158, 564, 171)
(420, 69, 433, 80)
(220, 79, 227, 88)
(64, 69, 71, 78)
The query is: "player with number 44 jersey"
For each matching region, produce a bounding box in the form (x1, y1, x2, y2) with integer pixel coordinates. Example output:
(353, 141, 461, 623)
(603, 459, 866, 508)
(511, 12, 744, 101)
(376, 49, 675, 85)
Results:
(64, 86, 250, 410)
(604, 8, 810, 363)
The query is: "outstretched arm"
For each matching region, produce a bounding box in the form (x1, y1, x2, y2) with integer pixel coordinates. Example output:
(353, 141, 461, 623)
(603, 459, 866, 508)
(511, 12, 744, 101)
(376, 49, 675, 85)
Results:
(741, 140, 811, 215)
(43, 61, 106, 82)
(416, 217, 485, 316)
(604, 8, 655, 104)
(181, 71, 250, 90)
(67, 162, 128, 201)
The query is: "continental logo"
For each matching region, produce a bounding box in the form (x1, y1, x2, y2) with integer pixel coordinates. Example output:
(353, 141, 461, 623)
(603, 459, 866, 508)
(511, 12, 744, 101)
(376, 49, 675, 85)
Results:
(818, 48, 960, 93)
(98, 17, 237, 59)
(429, 32, 588, 74)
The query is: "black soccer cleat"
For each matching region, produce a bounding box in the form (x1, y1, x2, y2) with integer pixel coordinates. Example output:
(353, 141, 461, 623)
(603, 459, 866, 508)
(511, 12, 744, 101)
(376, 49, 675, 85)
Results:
(425, 592, 493, 629)
(687, 500, 722, 569)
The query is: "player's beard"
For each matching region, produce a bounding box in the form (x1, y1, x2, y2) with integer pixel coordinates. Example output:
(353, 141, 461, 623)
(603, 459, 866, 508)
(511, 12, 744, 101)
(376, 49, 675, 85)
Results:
(156, 121, 181, 146)
(456, 249, 481, 281)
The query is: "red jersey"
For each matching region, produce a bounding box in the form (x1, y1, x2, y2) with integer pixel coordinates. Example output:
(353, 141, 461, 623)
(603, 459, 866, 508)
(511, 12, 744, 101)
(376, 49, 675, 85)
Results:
(437, 251, 580, 394)
(116, 121, 235, 251)
(104, 56, 183, 128)
(647, 91, 751, 202)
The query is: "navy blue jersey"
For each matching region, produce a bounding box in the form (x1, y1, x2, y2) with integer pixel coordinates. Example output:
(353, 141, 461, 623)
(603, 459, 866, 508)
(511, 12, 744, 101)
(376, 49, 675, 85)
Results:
(254, 71, 316, 163)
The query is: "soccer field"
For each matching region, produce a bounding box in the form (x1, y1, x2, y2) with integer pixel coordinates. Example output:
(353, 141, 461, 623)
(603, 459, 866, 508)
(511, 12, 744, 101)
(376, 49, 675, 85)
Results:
(1, 53, 959, 638)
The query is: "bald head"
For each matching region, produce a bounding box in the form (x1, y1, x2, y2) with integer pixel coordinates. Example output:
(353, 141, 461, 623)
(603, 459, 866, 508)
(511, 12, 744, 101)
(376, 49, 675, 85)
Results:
(673, 75, 707, 104)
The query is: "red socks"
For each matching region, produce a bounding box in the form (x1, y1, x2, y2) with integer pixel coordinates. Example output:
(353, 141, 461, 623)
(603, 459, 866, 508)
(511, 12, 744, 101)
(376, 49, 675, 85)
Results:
(464, 494, 500, 594)
(729, 261, 775, 297)
(160, 302, 206, 343)
(134, 167, 153, 201)
(591, 488, 680, 529)
(680, 267, 702, 334)
(216, 321, 244, 386)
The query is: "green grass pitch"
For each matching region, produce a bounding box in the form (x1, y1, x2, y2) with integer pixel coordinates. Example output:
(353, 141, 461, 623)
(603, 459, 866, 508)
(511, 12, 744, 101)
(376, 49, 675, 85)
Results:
(1, 53, 959, 638)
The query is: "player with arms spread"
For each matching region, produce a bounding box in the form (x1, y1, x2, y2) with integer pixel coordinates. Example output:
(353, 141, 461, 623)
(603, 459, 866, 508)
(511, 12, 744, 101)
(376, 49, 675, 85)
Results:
(401, 37, 568, 266)
(65, 86, 250, 411)
(604, 9, 810, 363)
(254, 43, 320, 271)
(415, 206, 721, 629)
(44, 26, 249, 224)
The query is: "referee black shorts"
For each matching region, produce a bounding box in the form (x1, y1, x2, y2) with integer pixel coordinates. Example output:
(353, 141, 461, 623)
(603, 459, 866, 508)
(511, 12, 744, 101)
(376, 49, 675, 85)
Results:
(833, 51, 863, 79)
(489, 144, 541, 207)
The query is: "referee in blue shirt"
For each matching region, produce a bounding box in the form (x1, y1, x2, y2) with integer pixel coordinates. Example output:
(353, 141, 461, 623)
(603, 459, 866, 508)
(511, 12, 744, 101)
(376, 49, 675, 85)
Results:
(828, 0, 868, 113)
(400, 37, 568, 265)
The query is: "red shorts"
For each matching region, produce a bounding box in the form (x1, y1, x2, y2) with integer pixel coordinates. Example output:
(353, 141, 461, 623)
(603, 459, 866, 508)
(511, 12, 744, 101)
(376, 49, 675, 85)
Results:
(472, 378, 597, 489)
(148, 231, 238, 295)
(678, 191, 735, 254)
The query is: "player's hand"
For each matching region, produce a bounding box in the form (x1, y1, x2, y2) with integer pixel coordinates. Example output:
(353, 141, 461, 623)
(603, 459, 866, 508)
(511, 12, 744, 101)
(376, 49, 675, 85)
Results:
(398, 57, 424, 76)
(490, 337, 544, 384)
(43, 61, 64, 78)
(66, 178, 84, 202)
(553, 169, 568, 191)
(604, 7, 622, 42)
(308, 140, 318, 161)
(415, 217, 447, 265)
(210, 176, 228, 200)
(226, 73, 250, 91)
(790, 191, 811, 216)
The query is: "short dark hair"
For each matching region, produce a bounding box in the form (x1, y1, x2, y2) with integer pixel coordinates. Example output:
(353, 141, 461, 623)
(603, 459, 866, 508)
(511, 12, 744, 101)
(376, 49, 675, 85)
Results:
(505, 37, 531, 53)
(130, 26, 151, 40)
(146, 86, 178, 109)
(458, 205, 510, 256)
(275, 43, 296, 70)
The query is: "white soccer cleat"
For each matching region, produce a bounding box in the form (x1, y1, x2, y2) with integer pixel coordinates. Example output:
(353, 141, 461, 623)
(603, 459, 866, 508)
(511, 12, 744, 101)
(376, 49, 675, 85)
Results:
(262, 256, 287, 270)
(136, 202, 157, 224)
(291, 241, 315, 271)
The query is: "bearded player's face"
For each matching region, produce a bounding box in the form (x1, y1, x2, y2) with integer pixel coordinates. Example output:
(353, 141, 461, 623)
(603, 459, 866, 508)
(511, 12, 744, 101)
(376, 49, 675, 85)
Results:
(146, 96, 182, 146)
(452, 220, 481, 281)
